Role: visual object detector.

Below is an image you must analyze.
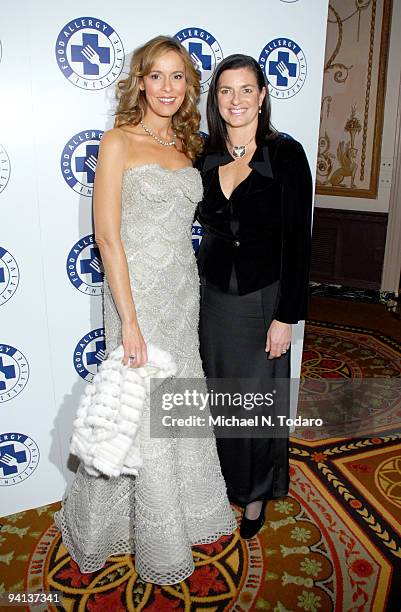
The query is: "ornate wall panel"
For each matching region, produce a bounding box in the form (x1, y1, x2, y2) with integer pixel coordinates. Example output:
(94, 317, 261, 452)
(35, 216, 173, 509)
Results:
(317, 0, 392, 198)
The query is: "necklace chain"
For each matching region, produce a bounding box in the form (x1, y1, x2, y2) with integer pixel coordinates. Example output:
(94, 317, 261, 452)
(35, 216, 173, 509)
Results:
(140, 121, 176, 147)
(227, 135, 255, 159)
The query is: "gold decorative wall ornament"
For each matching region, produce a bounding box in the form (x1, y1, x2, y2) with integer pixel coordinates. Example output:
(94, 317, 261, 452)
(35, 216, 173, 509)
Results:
(316, 0, 392, 198)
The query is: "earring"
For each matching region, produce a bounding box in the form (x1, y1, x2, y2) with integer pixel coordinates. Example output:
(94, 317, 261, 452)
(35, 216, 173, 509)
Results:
(259, 107, 262, 114)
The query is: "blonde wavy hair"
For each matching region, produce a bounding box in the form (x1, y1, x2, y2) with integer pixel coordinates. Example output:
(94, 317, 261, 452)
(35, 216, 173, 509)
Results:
(114, 36, 203, 160)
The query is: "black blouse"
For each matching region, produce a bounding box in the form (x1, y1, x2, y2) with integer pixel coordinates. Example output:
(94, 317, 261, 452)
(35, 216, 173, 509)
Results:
(195, 134, 313, 324)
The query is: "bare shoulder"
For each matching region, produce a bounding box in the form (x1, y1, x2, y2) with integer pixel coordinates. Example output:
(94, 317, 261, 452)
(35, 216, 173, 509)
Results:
(100, 127, 126, 152)
(97, 128, 130, 173)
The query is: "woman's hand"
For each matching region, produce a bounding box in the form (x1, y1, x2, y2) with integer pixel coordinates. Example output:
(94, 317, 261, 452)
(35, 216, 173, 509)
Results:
(265, 320, 291, 359)
(122, 321, 148, 368)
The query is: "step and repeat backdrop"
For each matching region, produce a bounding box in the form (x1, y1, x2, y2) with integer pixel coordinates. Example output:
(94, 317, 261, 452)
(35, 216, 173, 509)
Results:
(1, 0, 328, 515)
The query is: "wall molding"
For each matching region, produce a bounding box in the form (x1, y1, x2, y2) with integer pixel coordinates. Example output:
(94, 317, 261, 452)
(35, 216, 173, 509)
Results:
(381, 61, 401, 293)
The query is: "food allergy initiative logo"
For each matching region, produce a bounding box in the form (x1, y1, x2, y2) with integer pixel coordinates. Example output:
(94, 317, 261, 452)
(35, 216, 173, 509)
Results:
(0, 344, 29, 403)
(61, 129, 103, 197)
(0, 247, 20, 306)
(192, 222, 204, 252)
(259, 38, 307, 98)
(174, 27, 223, 94)
(66, 234, 104, 296)
(74, 328, 106, 382)
(0, 144, 11, 194)
(0, 432, 40, 487)
(55, 17, 124, 90)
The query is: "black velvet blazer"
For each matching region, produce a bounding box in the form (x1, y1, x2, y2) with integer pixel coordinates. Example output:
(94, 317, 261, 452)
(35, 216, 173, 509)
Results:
(195, 134, 313, 324)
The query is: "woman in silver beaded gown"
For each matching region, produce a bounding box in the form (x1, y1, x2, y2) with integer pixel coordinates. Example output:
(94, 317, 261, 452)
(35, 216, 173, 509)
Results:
(55, 36, 236, 586)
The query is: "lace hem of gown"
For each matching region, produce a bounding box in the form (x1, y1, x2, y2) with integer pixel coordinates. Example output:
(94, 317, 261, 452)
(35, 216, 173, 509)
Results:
(54, 462, 237, 585)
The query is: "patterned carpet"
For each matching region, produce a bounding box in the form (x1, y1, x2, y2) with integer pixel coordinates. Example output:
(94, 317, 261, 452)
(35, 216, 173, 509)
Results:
(1, 320, 400, 611)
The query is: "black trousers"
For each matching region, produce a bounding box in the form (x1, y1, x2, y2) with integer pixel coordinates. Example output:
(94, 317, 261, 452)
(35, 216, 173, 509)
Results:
(199, 277, 290, 506)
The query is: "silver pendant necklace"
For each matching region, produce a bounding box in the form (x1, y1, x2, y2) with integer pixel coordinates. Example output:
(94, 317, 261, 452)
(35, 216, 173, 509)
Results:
(227, 135, 255, 159)
(140, 120, 176, 147)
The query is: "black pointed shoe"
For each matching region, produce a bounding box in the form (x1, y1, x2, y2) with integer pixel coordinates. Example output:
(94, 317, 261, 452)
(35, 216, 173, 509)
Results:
(239, 500, 268, 540)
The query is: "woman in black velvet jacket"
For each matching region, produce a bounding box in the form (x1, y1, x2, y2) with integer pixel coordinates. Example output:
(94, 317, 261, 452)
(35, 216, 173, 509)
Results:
(196, 54, 312, 539)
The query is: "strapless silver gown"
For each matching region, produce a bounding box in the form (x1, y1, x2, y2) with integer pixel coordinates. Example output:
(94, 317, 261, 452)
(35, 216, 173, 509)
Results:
(55, 164, 236, 585)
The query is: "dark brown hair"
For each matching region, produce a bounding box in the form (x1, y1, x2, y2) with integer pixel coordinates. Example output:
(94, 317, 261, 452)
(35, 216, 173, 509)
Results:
(206, 54, 276, 152)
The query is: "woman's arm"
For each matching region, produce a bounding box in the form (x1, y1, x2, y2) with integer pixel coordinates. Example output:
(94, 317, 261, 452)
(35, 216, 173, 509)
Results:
(274, 137, 313, 324)
(265, 137, 313, 359)
(93, 130, 147, 367)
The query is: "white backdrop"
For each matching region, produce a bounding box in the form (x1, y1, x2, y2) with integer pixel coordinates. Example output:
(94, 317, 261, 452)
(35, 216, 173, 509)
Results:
(0, 0, 328, 516)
